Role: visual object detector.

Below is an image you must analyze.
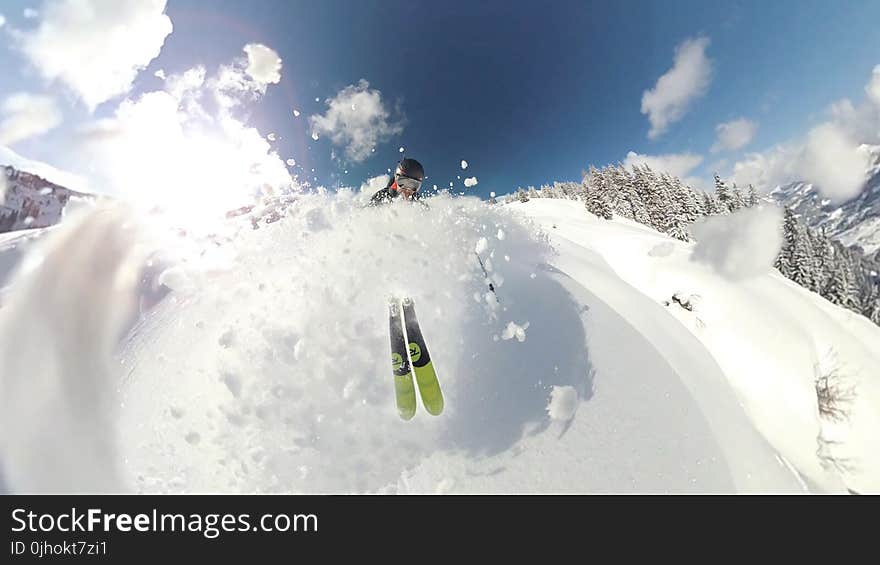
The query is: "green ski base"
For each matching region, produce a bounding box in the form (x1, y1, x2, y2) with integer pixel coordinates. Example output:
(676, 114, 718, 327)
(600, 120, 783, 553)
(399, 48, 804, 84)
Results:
(402, 298, 444, 416)
(389, 298, 416, 420)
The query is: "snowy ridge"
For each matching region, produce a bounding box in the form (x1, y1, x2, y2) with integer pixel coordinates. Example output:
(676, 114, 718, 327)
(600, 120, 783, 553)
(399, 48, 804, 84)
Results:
(0, 193, 877, 493)
(1, 165, 93, 233)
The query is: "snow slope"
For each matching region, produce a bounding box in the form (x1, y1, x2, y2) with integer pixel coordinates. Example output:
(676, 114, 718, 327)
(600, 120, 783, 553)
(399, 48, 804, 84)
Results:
(1, 193, 876, 493)
(512, 199, 880, 493)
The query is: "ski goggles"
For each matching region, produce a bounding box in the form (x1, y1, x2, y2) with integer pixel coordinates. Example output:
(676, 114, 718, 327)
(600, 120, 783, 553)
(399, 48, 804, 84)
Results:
(395, 175, 422, 192)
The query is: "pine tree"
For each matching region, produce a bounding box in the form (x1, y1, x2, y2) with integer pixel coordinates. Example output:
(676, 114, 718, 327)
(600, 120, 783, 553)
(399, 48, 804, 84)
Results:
(730, 184, 747, 212)
(607, 166, 635, 220)
(747, 184, 760, 207)
(631, 165, 671, 231)
(713, 173, 732, 213)
(673, 177, 701, 224)
(583, 166, 612, 220)
(585, 189, 613, 220)
(825, 247, 861, 311)
(809, 227, 832, 294)
(615, 166, 650, 226)
(657, 173, 689, 240)
(867, 285, 880, 325)
(791, 223, 817, 289)
(703, 192, 724, 216)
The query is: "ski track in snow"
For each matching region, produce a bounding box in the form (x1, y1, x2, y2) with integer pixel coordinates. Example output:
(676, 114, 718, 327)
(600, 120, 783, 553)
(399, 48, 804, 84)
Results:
(1, 193, 878, 493)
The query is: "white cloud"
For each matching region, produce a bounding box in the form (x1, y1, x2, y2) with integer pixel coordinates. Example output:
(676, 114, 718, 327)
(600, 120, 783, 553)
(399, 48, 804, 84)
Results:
(731, 64, 880, 202)
(641, 36, 713, 139)
(707, 158, 729, 174)
(359, 174, 389, 194)
(165, 65, 204, 94)
(464, 176, 478, 187)
(622, 150, 704, 186)
(0, 14, 6, 28)
(243, 43, 282, 86)
(0, 92, 62, 146)
(866, 65, 880, 106)
(19, 0, 173, 111)
(731, 144, 798, 190)
(23, 8, 39, 19)
(74, 47, 293, 232)
(711, 118, 758, 153)
(733, 65, 880, 202)
(309, 79, 403, 163)
(691, 205, 783, 281)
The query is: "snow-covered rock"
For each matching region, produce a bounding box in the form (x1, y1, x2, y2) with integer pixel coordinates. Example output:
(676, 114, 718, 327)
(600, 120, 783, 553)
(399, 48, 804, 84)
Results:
(0, 166, 92, 233)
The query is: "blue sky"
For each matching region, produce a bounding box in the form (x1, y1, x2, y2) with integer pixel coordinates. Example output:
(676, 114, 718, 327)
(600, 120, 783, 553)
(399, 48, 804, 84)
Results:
(2, 0, 880, 199)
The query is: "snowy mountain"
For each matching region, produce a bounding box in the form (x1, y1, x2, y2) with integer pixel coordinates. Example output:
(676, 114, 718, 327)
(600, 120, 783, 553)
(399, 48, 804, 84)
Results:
(1, 165, 93, 233)
(770, 146, 880, 261)
(0, 193, 878, 494)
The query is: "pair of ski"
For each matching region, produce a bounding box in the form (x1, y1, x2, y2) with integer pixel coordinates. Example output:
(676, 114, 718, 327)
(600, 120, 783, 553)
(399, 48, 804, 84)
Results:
(388, 296, 444, 420)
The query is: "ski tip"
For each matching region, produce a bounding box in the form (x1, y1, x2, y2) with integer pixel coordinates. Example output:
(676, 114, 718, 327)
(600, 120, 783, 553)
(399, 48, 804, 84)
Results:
(424, 397, 444, 416)
(398, 407, 416, 421)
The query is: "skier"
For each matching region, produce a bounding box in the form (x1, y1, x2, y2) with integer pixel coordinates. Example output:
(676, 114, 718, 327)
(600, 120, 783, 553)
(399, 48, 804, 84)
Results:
(369, 158, 428, 207)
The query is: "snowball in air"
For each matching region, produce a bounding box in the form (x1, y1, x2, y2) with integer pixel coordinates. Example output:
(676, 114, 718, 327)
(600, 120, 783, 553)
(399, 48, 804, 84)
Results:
(461, 160, 468, 169)
(547, 386, 578, 421)
(501, 321, 529, 342)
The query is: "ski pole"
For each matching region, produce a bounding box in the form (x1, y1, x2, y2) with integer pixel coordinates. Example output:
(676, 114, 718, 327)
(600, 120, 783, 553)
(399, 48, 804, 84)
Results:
(475, 253, 498, 301)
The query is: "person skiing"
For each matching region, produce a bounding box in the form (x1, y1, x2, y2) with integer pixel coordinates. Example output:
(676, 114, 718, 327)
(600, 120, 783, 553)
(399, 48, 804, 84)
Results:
(369, 157, 427, 207)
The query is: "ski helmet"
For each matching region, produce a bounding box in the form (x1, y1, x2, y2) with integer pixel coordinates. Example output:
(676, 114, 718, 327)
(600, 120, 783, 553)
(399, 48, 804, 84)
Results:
(395, 158, 425, 189)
